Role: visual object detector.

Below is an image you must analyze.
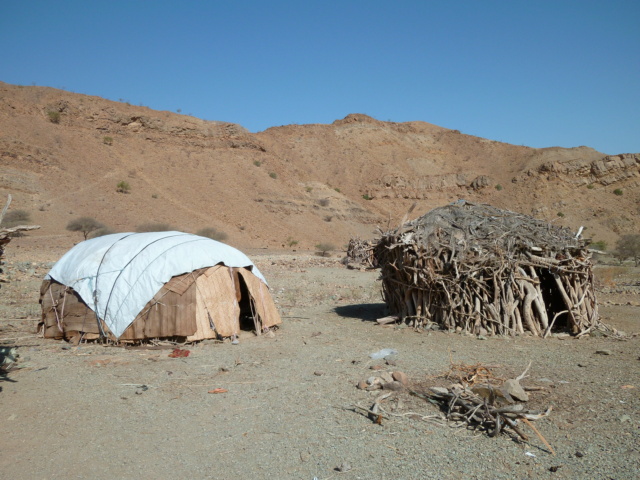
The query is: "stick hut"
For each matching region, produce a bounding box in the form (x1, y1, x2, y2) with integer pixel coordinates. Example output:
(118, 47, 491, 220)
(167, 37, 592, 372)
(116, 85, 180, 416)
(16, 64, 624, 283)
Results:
(365, 201, 599, 336)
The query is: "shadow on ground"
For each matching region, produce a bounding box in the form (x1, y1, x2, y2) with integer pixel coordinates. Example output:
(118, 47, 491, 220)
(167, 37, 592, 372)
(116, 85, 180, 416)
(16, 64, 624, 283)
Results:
(333, 303, 387, 322)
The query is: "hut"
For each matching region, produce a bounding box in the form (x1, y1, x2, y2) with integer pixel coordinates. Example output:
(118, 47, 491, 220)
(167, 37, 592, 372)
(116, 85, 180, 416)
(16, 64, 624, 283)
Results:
(350, 201, 599, 337)
(39, 231, 281, 343)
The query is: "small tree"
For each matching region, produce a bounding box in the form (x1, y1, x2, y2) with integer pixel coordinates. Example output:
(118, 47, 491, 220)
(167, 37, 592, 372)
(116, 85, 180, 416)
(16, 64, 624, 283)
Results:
(66, 217, 104, 240)
(196, 227, 228, 242)
(615, 234, 640, 266)
(315, 242, 335, 257)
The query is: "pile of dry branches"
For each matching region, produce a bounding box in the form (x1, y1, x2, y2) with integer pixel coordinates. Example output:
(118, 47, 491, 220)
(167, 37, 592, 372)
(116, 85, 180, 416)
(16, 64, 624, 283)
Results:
(413, 361, 554, 453)
(371, 201, 599, 336)
(345, 237, 377, 269)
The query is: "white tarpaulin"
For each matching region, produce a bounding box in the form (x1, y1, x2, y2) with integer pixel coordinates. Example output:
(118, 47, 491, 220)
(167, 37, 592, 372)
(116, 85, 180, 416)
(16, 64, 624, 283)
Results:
(45, 231, 266, 338)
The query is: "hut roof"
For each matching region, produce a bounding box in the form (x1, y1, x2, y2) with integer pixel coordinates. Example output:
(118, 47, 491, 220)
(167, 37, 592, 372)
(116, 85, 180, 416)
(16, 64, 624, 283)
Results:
(384, 201, 583, 260)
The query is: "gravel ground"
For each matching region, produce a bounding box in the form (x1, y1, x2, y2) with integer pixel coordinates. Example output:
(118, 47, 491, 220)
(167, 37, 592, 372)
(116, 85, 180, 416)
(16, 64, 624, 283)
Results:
(1, 251, 639, 479)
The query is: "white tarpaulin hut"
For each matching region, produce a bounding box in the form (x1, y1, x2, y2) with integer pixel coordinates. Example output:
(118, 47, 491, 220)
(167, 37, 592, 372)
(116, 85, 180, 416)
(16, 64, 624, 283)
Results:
(39, 232, 281, 342)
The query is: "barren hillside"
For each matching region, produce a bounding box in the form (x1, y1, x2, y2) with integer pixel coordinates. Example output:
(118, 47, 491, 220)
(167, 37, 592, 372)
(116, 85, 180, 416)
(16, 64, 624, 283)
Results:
(1, 82, 638, 252)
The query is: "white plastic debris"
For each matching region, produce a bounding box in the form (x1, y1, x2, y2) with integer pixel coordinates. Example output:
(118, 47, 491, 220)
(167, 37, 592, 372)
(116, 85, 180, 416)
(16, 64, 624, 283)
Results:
(369, 348, 398, 359)
(525, 451, 536, 458)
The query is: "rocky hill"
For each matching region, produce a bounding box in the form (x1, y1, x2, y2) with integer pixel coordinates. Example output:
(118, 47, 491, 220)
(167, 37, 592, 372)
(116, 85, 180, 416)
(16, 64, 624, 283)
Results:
(1, 82, 638, 252)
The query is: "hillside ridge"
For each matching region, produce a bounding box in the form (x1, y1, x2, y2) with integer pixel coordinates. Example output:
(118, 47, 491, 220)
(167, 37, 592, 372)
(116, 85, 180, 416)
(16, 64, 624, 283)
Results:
(1, 82, 638, 251)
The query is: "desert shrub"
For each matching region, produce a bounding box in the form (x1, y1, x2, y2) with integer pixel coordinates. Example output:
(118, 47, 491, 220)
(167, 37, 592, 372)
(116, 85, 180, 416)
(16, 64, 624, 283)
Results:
(103, 136, 113, 146)
(613, 188, 623, 196)
(196, 227, 228, 242)
(286, 237, 298, 247)
(253, 160, 261, 167)
(589, 240, 607, 251)
(315, 242, 335, 257)
(305, 186, 313, 193)
(66, 217, 105, 240)
(324, 215, 333, 222)
(1, 209, 31, 227)
(135, 223, 174, 233)
(615, 234, 640, 266)
(151, 193, 158, 199)
(557, 212, 565, 217)
(317, 198, 330, 207)
(334, 187, 341, 193)
(269, 172, 278, 179)
(587, 184, 595, 189)
(495, 184, 503, 191)
(116, 181, 130, 193)
(362, 194, 372, 200)
(47, 111, 60, 124)
(90, 227, 114, 238)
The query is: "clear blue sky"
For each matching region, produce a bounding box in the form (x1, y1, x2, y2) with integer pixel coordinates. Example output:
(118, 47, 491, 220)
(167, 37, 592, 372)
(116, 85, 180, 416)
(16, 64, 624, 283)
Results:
(2, 1, 639, 154)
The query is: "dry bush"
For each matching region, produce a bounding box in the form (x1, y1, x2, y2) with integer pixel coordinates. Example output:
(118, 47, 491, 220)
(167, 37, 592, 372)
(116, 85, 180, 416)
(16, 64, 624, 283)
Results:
(1, 209, 31, 228)
(315, 243, 335, 257)
(196, 227, 228, 242)
(135, 223, 174, 233)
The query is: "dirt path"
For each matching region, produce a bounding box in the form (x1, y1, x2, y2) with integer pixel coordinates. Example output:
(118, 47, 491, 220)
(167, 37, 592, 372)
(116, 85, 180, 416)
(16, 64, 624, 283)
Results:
(1, 250, 639, 479)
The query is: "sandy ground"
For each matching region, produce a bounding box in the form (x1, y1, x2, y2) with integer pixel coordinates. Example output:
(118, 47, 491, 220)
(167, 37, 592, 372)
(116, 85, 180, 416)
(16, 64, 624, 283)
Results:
(1, 245, 639, 480)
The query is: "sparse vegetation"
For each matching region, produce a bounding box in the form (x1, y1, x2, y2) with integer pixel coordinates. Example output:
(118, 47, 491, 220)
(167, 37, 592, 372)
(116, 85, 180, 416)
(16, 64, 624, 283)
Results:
(317, 198, 330, 207)
(589, 240, 607, 251)
(305, 186, 313, 193)
(135, 223, 174, 233)
(1, 209, 31, 228)
(315, 242, 335, 257)
(103, 136, 113, 146)
(334, 187, 341, 193)
(116, 181, 131, 193)
(269, 172, 278, 179)
(196, 227, 228, 242)
(557, 212, 565, 217)
(362, 194, 372, 200)
(495, 184, 503, 191)
(90, 227, 114, 238)
(47, 111, 60, 124)
(613, 188, 623, 196)
(587, 184, 595, 189)
(324, 215, 333, 222)
(253, 160, 262, 167)
(286, 237, 298, 248)
(66, 217, 105, 240)
(615, 234, 640, 266)
(151, 193, 158, 199)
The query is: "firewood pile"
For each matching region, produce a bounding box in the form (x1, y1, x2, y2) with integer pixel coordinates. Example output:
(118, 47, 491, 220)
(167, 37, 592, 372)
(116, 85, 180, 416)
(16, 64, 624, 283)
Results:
(351, 201, 600, 336)
(345, 237, 377, 269)
(351, 358, 554, 452)
(0, 195, 40, 288)
(413, 361, 554, 452)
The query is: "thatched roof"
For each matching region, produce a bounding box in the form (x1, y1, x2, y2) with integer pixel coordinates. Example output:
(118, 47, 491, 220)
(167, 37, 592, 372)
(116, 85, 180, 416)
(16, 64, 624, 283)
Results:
(376, 201, 584, 263)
